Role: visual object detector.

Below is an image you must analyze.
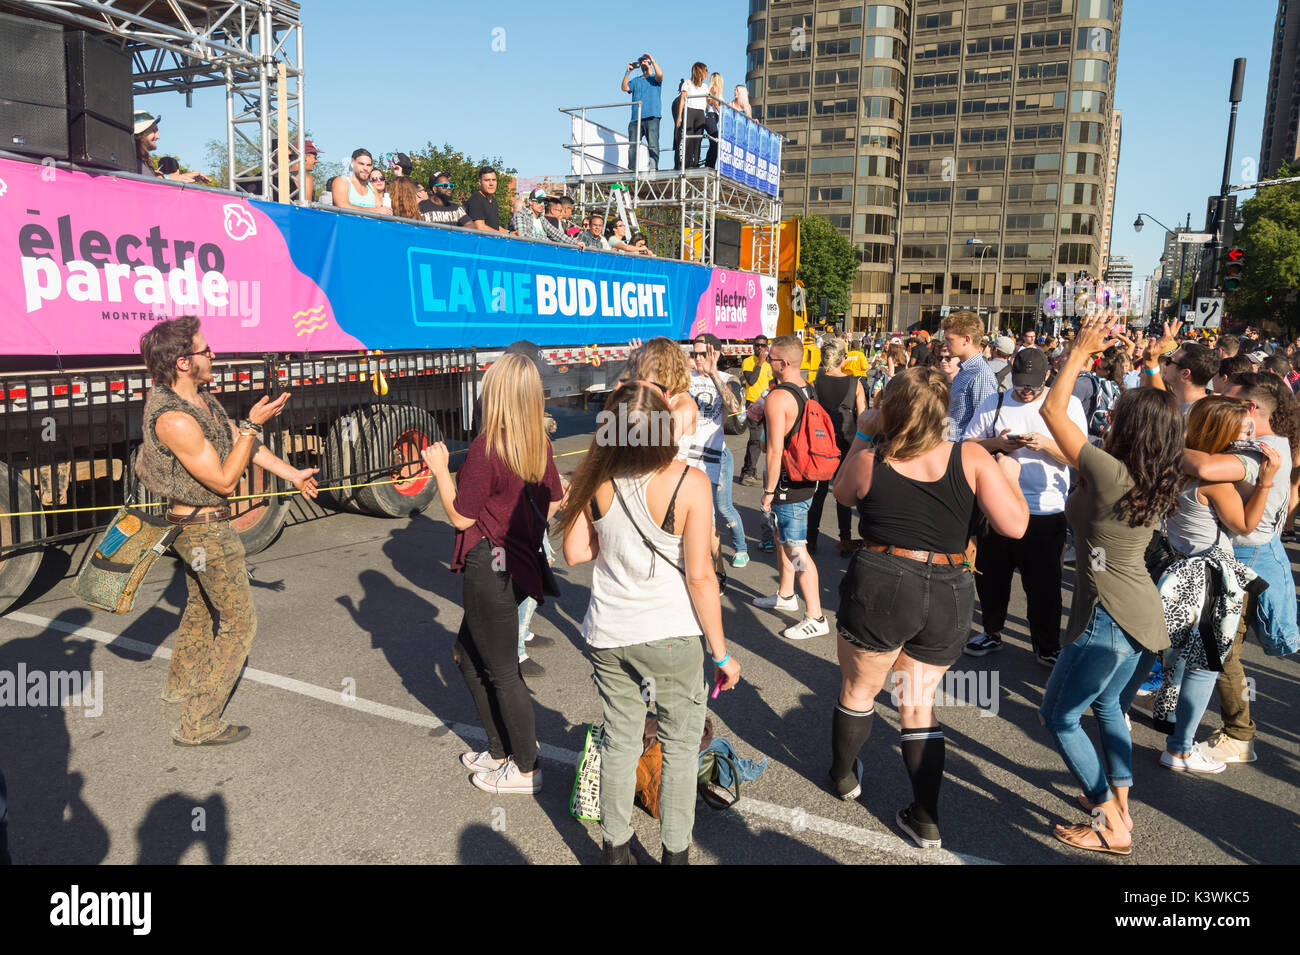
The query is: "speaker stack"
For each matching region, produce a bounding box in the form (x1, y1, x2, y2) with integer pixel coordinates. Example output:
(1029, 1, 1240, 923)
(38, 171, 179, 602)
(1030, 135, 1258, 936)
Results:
(0, 9, 69, 159)
(0, 11, 135, 170)
(65, 30, 134, 169)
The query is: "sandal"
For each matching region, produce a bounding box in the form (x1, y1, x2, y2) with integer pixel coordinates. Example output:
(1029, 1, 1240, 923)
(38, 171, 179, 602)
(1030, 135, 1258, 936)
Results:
(173, 724, 251, 747)
(1076, 793, 1133, 831)
(1053, 822, 1132, 856)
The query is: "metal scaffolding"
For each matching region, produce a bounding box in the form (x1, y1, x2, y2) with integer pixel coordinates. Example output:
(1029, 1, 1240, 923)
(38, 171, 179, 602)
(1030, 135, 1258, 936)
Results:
(560, 104, 781, 277)
(1, 0, 304, 199)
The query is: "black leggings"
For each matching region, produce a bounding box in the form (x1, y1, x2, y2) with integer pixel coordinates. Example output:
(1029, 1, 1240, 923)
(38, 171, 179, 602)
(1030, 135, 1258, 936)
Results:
(454, 539, 538, 772)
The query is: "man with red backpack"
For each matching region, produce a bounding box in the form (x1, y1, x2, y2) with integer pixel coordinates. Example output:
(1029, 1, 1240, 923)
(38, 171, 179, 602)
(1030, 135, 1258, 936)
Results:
(755, 335, 840, 640)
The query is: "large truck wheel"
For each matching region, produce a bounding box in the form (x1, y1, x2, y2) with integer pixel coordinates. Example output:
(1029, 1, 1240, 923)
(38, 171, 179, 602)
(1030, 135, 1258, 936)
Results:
(322, 412, 369, 513)
(0, 462, 45, 615)
(722, 378, 749, 436)
(356, 405, 441, 518)
(229, 430, 286, 555)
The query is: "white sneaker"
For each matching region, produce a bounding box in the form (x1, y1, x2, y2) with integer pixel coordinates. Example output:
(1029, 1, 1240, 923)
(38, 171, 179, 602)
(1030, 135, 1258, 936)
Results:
(783, 615, 830, 640)
(470, 757, 543, 794)
(1161, 746, 1227, 774)
(460, 750, 506, 773)
(754, 593, 799, 612)
(1199, 730, 1257, 764)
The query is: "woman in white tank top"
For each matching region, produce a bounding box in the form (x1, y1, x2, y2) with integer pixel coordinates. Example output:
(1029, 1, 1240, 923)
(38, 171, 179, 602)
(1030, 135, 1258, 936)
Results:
(561, 381, 740, 865)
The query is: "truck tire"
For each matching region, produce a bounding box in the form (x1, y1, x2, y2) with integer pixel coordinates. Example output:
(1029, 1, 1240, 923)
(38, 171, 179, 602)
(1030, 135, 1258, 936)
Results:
(355, 404, 441, 517)
(722, 378, 748, 436)
(0, 462, 44, 615)
(322, 412, 369, 513)
(228, 428, 286, 555)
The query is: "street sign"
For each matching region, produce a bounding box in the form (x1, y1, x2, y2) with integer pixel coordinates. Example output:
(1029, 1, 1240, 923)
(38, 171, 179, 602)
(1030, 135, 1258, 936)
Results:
(939, 305, 950, 317)
(1176, 232, 1214, 244)
(1193, 297, 1224, 329)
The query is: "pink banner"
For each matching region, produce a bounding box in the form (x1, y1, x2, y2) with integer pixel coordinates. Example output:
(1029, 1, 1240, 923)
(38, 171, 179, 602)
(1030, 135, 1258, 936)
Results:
(689, 268, 765, 340)
(0, 158, 363, 355)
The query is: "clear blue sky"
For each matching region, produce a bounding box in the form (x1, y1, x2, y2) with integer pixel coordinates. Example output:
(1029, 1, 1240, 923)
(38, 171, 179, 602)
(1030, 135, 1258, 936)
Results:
(149, 0, 1275, 295)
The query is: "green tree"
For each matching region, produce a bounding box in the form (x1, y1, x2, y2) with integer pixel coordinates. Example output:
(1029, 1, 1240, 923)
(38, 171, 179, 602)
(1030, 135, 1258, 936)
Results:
(1226, 160, 1300, 335)
(202, 129, 337, 199)
(795, 215, 857, 324)
(403, 143, 517, 227)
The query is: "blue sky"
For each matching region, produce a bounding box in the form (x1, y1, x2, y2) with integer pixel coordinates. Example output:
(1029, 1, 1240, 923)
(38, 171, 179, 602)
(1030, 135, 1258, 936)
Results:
(150, 0, 1276, 297)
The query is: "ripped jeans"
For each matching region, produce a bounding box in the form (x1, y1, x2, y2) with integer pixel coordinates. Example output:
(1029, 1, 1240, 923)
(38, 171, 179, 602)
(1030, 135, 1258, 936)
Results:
(713, 444, 747, 556)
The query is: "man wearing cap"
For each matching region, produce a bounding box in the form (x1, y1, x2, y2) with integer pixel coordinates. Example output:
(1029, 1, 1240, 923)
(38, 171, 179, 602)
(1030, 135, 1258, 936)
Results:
(962, 348, 1088, 665)
(621, 53, 664, 171)
(269, 138, 319, 202)
(987, 335, 1016, 392)
(133, 111, 206, 183)
(510, 188, 550, 238)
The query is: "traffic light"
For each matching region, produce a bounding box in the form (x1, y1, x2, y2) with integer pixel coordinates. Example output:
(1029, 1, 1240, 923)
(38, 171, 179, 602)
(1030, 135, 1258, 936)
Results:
(1224, 247, 1245, 292)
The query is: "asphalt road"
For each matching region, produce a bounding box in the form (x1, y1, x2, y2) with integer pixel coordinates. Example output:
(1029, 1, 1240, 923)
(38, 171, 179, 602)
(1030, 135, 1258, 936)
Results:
(2, 411, 1297, 865)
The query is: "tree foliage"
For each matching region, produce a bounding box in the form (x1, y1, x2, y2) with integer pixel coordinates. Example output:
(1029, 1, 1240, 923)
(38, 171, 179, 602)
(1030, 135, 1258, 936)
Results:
(401, 143, 517, 227)
(1226, 160, 1300, 334)
(795, 215, 857, 323)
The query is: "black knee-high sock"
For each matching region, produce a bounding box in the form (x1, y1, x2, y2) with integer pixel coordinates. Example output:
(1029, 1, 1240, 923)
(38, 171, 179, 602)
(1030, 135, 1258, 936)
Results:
(830, 703, 875, 780)
(900, 725, 945, 825)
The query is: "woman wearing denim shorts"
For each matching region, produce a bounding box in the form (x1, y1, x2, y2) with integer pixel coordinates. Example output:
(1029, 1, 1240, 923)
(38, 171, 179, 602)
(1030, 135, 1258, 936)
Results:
(831, 366, 1028, 849)
(1038, 313, 1184, 856)
(562, 383, 741, 865)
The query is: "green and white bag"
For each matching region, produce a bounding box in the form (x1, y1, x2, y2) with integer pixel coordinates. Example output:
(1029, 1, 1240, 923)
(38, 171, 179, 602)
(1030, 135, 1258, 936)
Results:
(71, 502, 197, 614)
(569, 723, 604, 821)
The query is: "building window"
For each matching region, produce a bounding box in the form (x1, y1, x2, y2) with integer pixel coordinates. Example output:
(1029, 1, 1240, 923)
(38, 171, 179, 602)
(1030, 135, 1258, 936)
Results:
(817, 37, 861, 56)
(1077, 26, 1112, 50)
(824, 214, 853, 231)
(1010, 152, 1062, 170)
(855, 212, 895, 236)
(864, 35, 905, 60)
(863, 66, 906, 91)
(818, 127, 855, 144)
(816, 6, 864, 27)
(769, 71, 810, 92)
(962, 126, 1009, 144)
(1019, 61, 1068, 80)
(766, 101, 810, 120)
(956, 185, 1002, 202)
(815, 67, 857, 87)
(748, 20, 766, 44)
(914, 70, 959, 89)
(910, 129, 956, 147)
(861, 126, 900, 149)
(1022, 0, 1069, 15)
(1069, 90, 1107, 113)
(863, 96, 900, 119)
(866, 4, 908, 30)
(1061, 213, 1097, 235)
(1014, 122, 1064, 141)
(1021, 29, 1072, 50)
(958, 155, 1006, 174)
(857, 184, 898, 206)
(1078, 0, 1114, 18)
(1068, 121, 1105, 144)
(1002, 243, 1055, 259)
(769, 44, 810, 62)
(917, 9, 961, 29)
(810, 156, 855, 174)
(901, 243, 946, 260)
(912, 99, 957, 119)
(899, 273, 946, 295)
(968, 34, 1016, 55)
(814, 96, 857, 115)
(906, 187, 952, 203)
(1005, 213, 1057, 230)
(859, 155, 899, 178)
(963, 96, 1010, 115)
(1073, 58, 1110, 83)
(967, 3, 1018, 25)
(858, 242, 893, 264)
(902, 215, 949, 232)
(747, 49, 764, 72)
(771, 14, 812, 32)
(953, 214, 1001, 231)
(1058, 243, 1094, 265)
(1064, 151, 1102, 175)
(1016, 90, 1067, 111)
(810, 185, 852, 201)
(966, 66, 1012, 85)
(1008, 182, 1060, 201)
(749, 0, 766, 12)
(782, 157, 807, 174)
(914, 40, 962, 60)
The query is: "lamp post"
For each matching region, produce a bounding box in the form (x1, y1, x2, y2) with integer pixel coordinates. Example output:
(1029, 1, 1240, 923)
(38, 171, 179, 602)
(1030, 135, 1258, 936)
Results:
(1135, 212, 1192, 320)
(967, 237, 994, 334)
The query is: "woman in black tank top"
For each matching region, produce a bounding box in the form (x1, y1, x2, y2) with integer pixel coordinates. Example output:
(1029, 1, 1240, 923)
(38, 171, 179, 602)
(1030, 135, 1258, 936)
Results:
(808, 340, 866, 553)
(824, 366, 1028, 850)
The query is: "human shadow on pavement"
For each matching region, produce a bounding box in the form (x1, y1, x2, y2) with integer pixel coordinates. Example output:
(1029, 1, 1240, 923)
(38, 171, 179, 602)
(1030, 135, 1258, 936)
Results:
(136, 792, 229, 864)
(0, 607, 109, 864)
(456, 822, 530, 864)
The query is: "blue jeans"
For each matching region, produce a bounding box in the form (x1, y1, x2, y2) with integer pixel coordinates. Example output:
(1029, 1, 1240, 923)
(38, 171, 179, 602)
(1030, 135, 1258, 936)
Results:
(628, 116, 661, 170)
(1163, 652, 1219, 754)
(1231, 536, 1300, 656)
(770, 497, 812, 548)
(1040, 604, 1145, 804)
(713, 445, 747, 555)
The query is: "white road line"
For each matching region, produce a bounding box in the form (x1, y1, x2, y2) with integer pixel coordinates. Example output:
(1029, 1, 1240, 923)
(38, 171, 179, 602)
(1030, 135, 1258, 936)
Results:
(8, 611, 998, 865)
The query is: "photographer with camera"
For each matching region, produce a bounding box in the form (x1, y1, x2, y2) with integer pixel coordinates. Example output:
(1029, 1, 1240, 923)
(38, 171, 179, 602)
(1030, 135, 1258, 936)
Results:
(621, 53, 663, 171)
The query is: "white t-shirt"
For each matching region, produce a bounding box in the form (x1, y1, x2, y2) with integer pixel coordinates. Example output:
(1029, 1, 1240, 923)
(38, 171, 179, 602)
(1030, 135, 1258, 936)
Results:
(677, 371, 725, 484)
(1231, 434, 1293, 546)
(963, 391, 1089, 515)
(680, 79, 709, 113)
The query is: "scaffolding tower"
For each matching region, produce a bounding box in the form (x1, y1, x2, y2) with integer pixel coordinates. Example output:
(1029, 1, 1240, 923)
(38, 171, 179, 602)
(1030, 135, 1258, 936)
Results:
(560, 103, 781, 278)
(2, 0, 304, 199)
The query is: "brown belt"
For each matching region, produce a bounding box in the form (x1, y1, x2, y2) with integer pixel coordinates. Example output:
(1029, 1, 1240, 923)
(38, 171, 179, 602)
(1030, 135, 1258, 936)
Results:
(166, 508, 231, 525)
(861, 541, 967, 566)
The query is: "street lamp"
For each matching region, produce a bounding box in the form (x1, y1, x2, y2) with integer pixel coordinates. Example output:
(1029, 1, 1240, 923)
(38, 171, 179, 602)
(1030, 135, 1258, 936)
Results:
(1135, 211, 1192, 320)
(967, 237, 994, 334)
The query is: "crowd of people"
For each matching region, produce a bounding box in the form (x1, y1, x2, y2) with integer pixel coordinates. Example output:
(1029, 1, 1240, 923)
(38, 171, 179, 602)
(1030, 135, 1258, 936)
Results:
(116, 306, 1297, 864)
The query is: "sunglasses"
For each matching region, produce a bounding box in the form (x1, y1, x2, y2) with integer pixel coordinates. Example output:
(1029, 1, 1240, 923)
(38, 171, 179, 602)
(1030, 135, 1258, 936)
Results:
(692, 350, 708, 358)
(187, 346, 214, 359)
(370, 175, 384, 183)
(433, 182, 453, 189)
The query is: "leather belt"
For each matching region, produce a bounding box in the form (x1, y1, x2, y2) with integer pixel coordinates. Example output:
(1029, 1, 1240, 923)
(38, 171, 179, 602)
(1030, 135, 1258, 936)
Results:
(861, 541, 967, 566)
(166, 508, 231, 525)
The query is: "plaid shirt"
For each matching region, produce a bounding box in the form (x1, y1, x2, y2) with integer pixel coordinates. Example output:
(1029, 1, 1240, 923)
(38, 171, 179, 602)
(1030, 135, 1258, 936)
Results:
(540, 215, 582, 246)
(510, 209, 545, 238)
(949, 354, 997, 440)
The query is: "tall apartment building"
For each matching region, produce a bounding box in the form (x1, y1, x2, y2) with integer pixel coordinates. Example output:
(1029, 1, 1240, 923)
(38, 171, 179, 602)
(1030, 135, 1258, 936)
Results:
(746, 0, 1123, 333)
(1260, 0, 1300, 178)
(1103, 251, 1131, 306)
(1099, 107, 1121, 274)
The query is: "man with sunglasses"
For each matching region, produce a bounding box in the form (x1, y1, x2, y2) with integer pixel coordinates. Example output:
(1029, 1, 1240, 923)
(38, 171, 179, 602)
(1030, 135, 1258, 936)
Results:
(509, 188, 549, 238)
(962, 348, 1088, 665)
(134, 318, 319, 746)
(1141, 321, 1216, 416)
(687, 334, 748, 568)
(420, 172, 472, 227)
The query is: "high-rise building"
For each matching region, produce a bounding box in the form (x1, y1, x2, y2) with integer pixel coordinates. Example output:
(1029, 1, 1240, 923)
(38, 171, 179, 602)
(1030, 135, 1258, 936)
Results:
(1099, 108, 1121, 274)
(1104, 251, 1131, 305)
(1260, 0, 1300, 178)
(747, 0, 1123, 334)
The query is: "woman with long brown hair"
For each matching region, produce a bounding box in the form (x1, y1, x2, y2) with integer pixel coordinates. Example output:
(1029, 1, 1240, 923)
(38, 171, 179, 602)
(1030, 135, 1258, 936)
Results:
(1038, 312, 1185, 855)
(831, 366, 1027, 849)
(388, 176, 422, 220)
(1142, 395, 1280, 775)
(421, 353, 563, 795)
(561, 382, 740, 865)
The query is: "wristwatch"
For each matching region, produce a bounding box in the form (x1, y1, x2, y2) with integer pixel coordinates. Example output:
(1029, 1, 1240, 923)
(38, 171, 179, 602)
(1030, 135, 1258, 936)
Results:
(239, 418, 263, 434)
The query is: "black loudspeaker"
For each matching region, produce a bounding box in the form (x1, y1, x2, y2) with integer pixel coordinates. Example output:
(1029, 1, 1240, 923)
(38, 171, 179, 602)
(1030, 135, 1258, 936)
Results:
(0, 11, 67, 108)
(68, 111, 133, 169)
(0, 98, 69, 158)
(715, 218, 742, 270)
(65, 31, 132, 129)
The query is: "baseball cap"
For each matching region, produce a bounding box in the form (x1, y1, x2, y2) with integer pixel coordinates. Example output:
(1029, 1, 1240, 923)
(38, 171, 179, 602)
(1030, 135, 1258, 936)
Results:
(304, 140, 320, 155)
(1011, 348, 1049, 388)
(504, 340, 547, 377)
(133, 110, 160, 134)
(528, 187, 548, 202)
(995, 335, 1015, 356)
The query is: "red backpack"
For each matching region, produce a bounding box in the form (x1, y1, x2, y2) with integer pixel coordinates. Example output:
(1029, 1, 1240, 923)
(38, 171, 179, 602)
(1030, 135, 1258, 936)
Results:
(776, 383, 841, 481)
